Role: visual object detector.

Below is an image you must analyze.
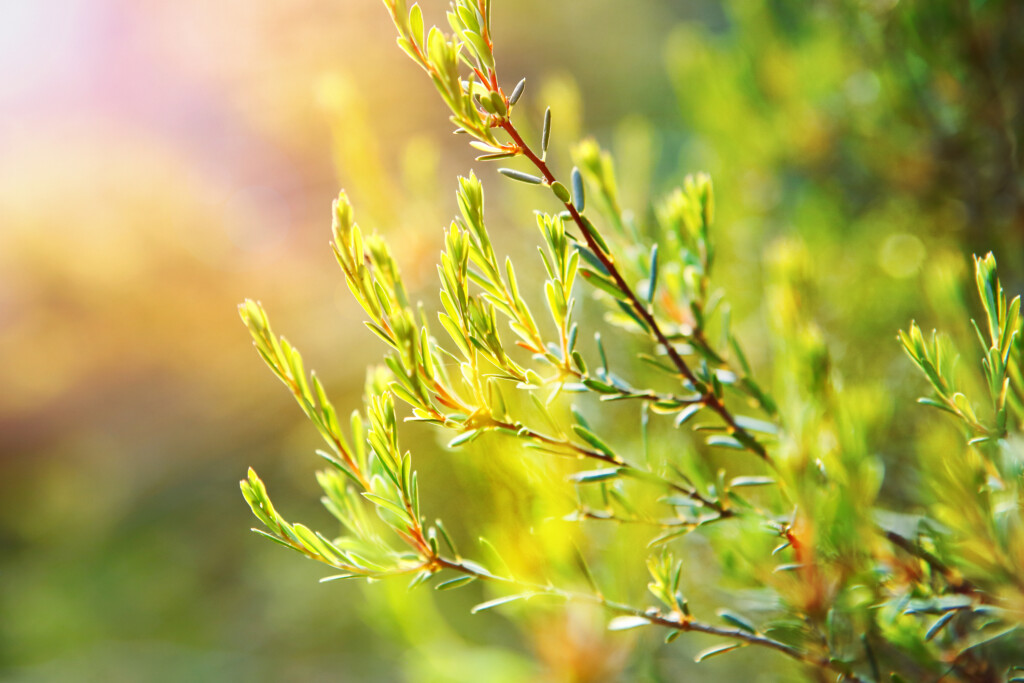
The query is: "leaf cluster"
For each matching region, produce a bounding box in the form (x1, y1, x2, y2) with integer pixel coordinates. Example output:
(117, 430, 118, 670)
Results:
(238, 2, 1024, 681)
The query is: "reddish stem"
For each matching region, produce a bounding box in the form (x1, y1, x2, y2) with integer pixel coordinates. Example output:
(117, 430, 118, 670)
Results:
(498, 119, 769, 461)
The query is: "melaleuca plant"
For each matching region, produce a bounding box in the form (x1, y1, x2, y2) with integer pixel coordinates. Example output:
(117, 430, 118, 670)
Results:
(239, 1, 1024, 680)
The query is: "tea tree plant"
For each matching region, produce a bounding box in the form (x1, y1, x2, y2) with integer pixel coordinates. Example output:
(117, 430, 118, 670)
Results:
(239, 1, 1024, 679)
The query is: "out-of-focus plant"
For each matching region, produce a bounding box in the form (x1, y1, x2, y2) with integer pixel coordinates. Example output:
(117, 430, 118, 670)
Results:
(239, 1, 1023, 680)
(661, 0, 1023, 384)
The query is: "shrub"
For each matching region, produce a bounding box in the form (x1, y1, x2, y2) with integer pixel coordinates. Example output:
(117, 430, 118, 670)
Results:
(239, 1, 1023, 680)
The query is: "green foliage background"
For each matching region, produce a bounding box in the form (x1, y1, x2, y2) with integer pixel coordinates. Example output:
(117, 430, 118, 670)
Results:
(0, 0, 1021, 681)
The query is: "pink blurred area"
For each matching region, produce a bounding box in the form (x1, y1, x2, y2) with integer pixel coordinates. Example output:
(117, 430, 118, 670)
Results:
(0, 5, 468, 676)
(0, 5, 446, 671)
(0, 0, 430, 461)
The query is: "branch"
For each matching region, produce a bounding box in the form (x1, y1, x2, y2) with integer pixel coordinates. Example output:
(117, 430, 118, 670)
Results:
(434, 556, 870, 682)
(882, 529, 987, 600)
(498, 120, 771, 463)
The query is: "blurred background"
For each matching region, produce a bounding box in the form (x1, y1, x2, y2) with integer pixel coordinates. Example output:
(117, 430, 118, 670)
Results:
(0, 0, 1021, 681)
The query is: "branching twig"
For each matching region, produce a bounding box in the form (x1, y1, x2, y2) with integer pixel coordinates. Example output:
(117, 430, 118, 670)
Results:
(434, 555, 870, 682)
(497, 120, 771, 463)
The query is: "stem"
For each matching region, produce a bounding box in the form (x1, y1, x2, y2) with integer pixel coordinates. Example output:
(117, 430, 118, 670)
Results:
(434, 556, 870, 682)
(494, 418, 622, 465)
(498, 119, 770, 462)
(491, 418, 733, 518)
(574, 507, 729, 530)
(882, 530, 987, 600)
(284, 376, 373, 491)
(481, 218, 706, 410)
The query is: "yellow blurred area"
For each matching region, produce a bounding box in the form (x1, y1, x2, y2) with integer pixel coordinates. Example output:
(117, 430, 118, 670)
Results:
(0, 0, 458, 677)
(0, 0, 430, 443)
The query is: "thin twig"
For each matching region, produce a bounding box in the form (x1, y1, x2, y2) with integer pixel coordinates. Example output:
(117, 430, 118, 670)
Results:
(498, 119, 770, 462)
(490, 418, 733, 517)
(434, 556, 870, 682)
(882, 530, 987, 600)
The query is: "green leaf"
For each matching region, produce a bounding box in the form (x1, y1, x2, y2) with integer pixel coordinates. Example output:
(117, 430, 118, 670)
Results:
(717, 609, 757, 634)
(320, 573, 358, 582)
(292, 523, 332, 557)
(648, 527, 694, 547)
(582, 377, 618, 394)
(571, 350, 587, 373)
(437, 312, 470, 357)
(390, 382, 424, 410)
(645, 244, 659, 304)
(471, 593, 532, 613)
(567, 468, 621, 483)
(448, 429, 481, 448)
(362, 493, 411, 522)
(572, 544, 601, 595)
(580, 215, 612, 255)
(470, 140, 506, 154)
(498, 168, 543, 184)
(541, 107, 551, 154)
(694, 643, 743, 662)
(551, 181, 571, 203)
(660, 495, 700, 508)
(463, 30, 494, 70)
(732, 415, 778, 434)
(407, 569, 434, 590)
(706, 435, 744, 450)
(408, 4, 424, 47)
(488, 90, 506, 116)
(571, 166, 585, 212)
(571, 424, 616, 456)
(608, 616, 650, 631)
(925, 610, 956, 641)
(614, 299, 651, 332)
(473, 152, 516, 161)
(580, 268, 624, 299)
(917, 397, 958, 415)
(674, 403, 703, 427)
(508, 78, 526, 106)
(435, 575, 477, 590)
(250, 528, 294, 550)
(434, 519, 459, 557)
(728, 476, 775, 488)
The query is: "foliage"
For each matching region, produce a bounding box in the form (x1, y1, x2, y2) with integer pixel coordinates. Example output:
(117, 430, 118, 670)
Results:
(239, 1, 1024, 680)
